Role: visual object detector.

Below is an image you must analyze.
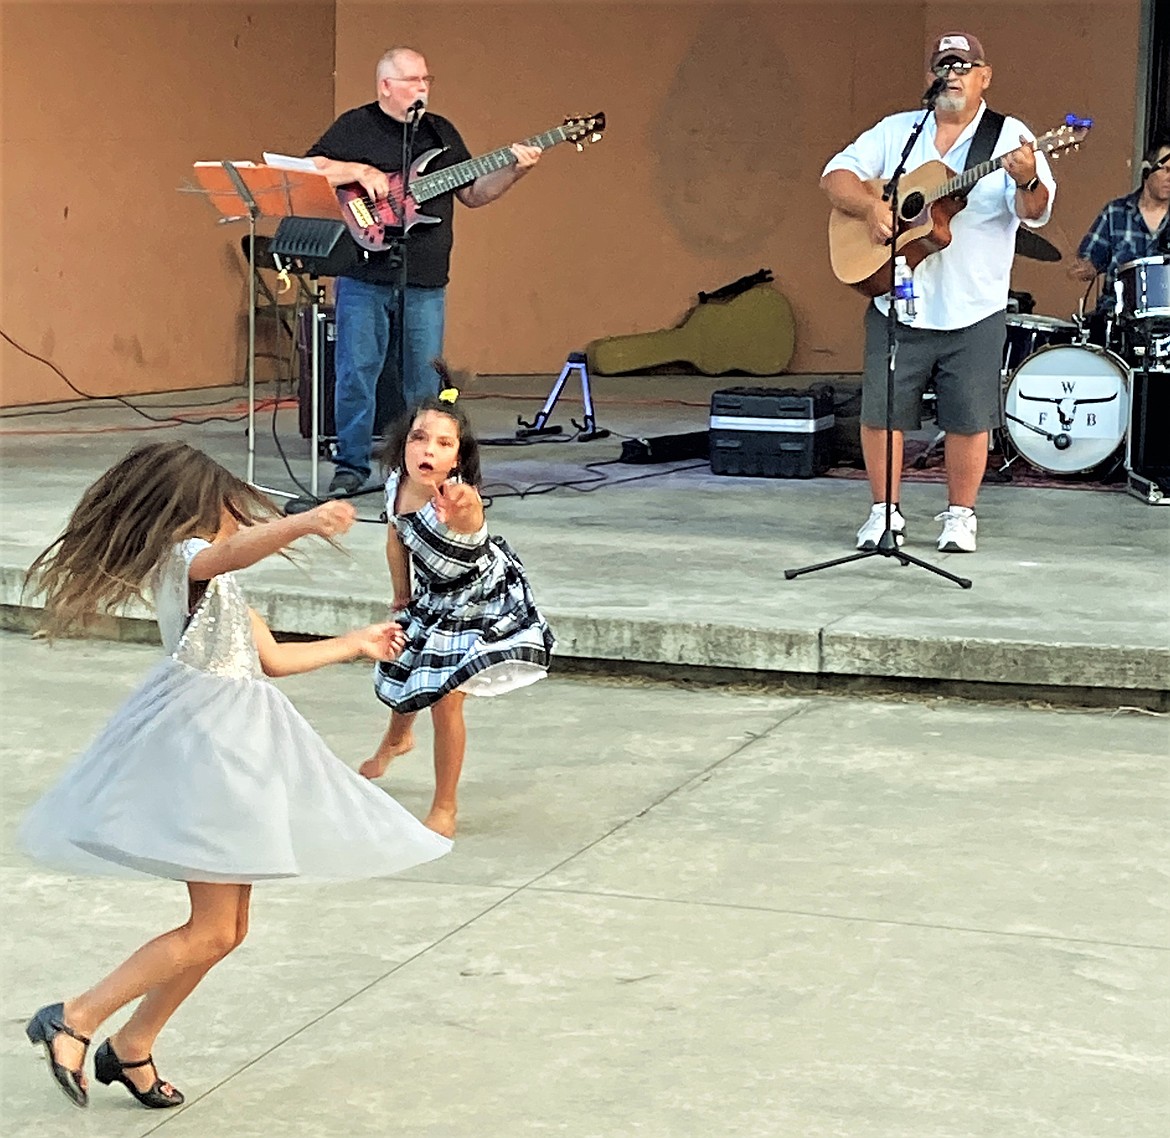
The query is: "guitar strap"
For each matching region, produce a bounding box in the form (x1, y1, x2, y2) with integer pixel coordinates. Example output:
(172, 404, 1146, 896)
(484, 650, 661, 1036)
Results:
(964, 107, 1006, 176)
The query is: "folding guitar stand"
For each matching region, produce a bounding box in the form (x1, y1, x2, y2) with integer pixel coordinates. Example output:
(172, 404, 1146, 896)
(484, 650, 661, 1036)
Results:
(516, 351, 610, 441)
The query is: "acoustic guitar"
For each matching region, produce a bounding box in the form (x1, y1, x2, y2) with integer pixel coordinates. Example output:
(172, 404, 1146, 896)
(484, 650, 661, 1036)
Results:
(587, 270, 796, 377)
(336, 113, 605, 251)
(828, 115, 1092, 297)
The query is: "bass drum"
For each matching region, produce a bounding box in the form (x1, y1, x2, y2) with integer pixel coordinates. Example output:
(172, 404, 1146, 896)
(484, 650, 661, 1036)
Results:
(1004, 344, 1130, 474)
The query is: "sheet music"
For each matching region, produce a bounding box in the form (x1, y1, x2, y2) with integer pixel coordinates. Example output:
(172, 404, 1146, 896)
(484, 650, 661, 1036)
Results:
(263, 152, 319, 173)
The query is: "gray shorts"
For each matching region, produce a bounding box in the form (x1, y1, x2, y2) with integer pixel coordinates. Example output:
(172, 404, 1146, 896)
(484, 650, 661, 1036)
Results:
(861, 304, 1006, 434)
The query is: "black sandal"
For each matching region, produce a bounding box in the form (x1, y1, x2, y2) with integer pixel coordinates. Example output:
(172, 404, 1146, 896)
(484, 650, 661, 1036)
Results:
(25, 1002, 91, 1108)
(94, 1038, 185, 1109)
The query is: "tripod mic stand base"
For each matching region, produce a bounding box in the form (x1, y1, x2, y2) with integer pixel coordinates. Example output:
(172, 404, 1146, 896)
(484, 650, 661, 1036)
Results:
(784, 544, 973, 589)
(283, 495, 320, 515)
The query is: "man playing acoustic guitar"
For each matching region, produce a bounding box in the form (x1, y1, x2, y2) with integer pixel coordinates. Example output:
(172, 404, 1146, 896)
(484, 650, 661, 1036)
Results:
(821, 32, 1054, 553)
(308, 47, 541, 497)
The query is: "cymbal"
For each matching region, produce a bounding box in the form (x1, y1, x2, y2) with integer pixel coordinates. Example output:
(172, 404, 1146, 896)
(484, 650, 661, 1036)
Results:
(1015, 229, 1062, 262)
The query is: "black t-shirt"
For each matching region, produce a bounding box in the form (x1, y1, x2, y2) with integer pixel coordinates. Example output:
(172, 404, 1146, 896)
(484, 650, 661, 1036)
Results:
(307, 104, 473, 287)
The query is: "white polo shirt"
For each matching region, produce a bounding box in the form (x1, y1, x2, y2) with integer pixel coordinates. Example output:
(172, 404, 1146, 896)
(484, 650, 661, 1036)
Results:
(822, 101, 1056, 330)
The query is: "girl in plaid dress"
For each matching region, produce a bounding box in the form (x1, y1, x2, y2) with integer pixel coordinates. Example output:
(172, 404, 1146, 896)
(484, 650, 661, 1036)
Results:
(359, 368, 554, 837)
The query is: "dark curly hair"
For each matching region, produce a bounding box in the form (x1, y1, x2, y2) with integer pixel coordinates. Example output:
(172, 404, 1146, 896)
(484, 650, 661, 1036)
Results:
(375, 360, 482, 486)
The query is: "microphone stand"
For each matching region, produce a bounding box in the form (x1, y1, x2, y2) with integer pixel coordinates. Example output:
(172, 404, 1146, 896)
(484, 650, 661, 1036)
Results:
(786, 77, 972, 589)
(394, 102, 423, 420)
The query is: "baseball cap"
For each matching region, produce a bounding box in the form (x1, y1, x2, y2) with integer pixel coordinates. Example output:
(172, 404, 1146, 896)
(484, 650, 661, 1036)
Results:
(928, 33, 986, 68)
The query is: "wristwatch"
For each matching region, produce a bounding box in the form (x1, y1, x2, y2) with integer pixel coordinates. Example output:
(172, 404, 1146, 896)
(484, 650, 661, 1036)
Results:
(1020, 175, 1041, 193)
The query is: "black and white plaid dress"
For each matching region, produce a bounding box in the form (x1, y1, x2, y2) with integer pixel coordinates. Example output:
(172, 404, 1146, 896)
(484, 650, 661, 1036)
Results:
(374, 471, 554, 714)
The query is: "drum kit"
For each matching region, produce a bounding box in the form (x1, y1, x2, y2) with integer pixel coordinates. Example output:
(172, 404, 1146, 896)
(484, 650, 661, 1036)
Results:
(990, 248, 1169, 496)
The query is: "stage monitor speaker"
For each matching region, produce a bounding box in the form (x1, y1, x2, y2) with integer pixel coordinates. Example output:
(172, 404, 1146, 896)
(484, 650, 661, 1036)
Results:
(296, 306, 400, 441)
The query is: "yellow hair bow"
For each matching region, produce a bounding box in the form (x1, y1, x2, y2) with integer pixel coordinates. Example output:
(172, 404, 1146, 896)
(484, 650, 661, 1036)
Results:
(438, 387, 459, 404)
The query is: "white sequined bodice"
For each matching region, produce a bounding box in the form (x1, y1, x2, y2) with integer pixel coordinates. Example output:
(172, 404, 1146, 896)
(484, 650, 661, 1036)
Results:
(154, 540, 263, 680)
(173, 574, 263, 679)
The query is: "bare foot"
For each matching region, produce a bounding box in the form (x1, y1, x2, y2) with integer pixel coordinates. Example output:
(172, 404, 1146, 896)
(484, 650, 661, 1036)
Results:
(359, 734, 415, 780)
(423, 807, 457, 838)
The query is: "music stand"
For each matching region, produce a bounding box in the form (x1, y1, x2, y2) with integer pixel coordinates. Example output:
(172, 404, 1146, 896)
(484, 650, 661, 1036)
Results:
(266, 217, 351, 507)
(188, 160, 345, 495)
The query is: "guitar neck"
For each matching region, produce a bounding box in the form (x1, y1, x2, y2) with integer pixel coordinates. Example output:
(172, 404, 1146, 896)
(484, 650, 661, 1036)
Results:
(926, 153, 1007, 204)
(410, 125, 572, 203)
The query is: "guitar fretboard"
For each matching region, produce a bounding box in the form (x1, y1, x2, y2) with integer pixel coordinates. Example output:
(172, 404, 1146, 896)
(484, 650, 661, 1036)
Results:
(925, 132, 1060, 205)
(926, 154, 1010, 204)
(410, 125, 575, 203)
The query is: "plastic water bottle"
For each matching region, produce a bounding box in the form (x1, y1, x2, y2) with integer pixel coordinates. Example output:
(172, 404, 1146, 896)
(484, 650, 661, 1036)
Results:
(893, 255, 916, 321)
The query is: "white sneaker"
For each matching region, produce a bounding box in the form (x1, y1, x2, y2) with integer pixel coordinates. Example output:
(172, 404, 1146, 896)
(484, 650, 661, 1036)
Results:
(935, 506, 977, 552)
(856, 503, 906, 550)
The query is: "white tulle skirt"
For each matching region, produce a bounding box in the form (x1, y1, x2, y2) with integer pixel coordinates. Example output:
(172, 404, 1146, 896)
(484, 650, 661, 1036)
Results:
(19, 658, 451, 883)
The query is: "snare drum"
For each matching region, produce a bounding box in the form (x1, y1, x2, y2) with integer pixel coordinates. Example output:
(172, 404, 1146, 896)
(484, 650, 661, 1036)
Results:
(1118, 255, 1170, 321)
(1004, 344, 1130, 474)
(1002, 314, 1078, 375)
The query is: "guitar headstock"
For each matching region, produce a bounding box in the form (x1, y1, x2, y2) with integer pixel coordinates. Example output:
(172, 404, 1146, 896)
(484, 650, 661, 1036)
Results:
(563, 112, 606, 151)
(1035, 114, 1094, 159)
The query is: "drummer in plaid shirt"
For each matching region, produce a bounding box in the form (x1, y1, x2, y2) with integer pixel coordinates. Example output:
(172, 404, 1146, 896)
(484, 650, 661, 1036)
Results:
(1070, 134, 1170, 317)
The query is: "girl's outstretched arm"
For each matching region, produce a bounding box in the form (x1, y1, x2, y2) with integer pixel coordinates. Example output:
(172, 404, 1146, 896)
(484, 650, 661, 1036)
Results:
(385, 526, 412, 610)
(189, 501, 356, 581)
(248, 610, 405, 678)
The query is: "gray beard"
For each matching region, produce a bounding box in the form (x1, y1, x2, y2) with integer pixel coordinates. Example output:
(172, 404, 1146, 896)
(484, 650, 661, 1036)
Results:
(935, 92, 968, 115)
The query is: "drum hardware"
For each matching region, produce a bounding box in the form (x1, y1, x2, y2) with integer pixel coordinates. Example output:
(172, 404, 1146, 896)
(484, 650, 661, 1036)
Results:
(1003, 413, 1072, 450)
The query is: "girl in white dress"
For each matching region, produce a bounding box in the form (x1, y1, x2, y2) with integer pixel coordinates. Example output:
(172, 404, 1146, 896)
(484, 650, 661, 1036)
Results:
(19, 442, 450, 1112)
(359, 368, 554, 837)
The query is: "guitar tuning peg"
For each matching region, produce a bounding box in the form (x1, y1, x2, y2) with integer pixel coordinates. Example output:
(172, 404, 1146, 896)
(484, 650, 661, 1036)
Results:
(574, 141, 584, 152)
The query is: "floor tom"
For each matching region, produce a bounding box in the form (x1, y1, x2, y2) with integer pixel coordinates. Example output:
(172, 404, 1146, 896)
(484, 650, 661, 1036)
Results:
(1002, 314, 1077, 375)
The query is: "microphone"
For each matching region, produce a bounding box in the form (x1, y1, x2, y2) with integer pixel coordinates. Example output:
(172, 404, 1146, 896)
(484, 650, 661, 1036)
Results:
(921, 75, 948, 106)
(407, 99, 426, 118)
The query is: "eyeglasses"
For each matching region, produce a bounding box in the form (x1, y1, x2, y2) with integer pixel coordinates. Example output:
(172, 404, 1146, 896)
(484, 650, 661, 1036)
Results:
(931, 60, 983, 77)
(385, 74, 435, 85)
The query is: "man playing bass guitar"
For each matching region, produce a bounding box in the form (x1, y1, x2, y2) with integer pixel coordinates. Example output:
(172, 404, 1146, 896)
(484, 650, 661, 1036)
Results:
(308, 46, 541, 497)
(821, 32, 1054, 553)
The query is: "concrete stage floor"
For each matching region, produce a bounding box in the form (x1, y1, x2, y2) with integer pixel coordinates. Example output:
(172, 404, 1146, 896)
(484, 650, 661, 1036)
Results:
(0, 373, 1167, 706)
(0, 375, 1166, 1137)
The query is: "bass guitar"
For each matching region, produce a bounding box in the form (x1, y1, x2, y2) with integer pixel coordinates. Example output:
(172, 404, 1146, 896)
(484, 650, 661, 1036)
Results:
(337, 113, 605, 252)
(828, 114, 1092, 297)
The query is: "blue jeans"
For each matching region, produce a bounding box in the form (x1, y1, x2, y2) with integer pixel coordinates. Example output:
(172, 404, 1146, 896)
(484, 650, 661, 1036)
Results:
(333, 277, 446, 477)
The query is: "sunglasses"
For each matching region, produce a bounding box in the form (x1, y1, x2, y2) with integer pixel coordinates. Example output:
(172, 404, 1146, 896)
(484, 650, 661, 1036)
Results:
(930, 60, 984, 77)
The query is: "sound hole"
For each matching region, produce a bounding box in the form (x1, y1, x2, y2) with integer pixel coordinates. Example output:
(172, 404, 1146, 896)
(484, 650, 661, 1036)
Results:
(900, 191, 925, 220)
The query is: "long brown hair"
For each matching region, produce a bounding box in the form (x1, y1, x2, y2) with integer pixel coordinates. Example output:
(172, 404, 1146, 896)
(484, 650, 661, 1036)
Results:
(25, 442, 278, 635)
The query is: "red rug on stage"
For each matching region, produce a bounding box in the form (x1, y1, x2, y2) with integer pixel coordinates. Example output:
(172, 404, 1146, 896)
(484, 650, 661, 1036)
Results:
(823, 438, 1127, 492)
